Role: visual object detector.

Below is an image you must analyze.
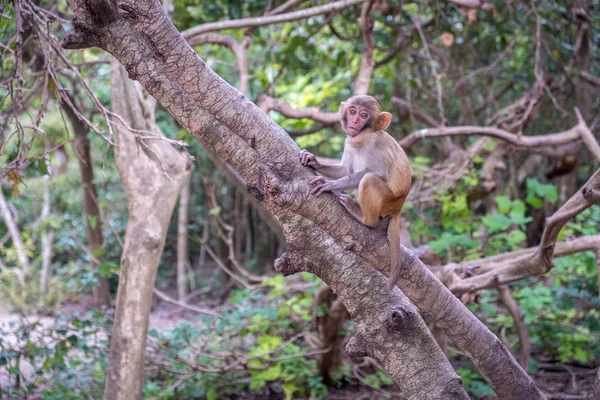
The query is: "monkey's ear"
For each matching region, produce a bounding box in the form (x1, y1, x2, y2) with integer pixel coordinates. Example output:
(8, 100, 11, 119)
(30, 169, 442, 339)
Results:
(339, 102, 346, 113)
(378, 112, 393, 130)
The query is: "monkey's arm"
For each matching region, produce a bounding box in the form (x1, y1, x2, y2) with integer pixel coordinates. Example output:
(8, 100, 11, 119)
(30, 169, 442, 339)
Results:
(332, 171, 367, 190)
(300, 150, 349, 179)
(315, 163, 348, 180)
(310, 171, 367, 195)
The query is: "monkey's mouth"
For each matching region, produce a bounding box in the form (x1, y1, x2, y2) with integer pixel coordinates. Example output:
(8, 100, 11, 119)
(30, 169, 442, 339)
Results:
(347, 126, 361, 136)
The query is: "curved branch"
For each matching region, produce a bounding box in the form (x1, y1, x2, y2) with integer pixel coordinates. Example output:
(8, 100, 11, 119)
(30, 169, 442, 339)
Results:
(256, 94, 339, 124)
(181, 0, 365, 39)
(288, 123, 333, 137)
(498, 285, 530, 369)
(399, 118, 600, 161)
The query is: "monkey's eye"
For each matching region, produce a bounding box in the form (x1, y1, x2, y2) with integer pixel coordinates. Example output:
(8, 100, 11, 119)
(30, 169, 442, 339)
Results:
(360, 113, 368, 119)
(349, 109, 357, 115)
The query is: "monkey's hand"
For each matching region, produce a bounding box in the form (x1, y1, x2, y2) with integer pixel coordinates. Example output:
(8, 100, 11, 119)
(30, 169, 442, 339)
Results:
(299, 149, 321, 169)
(310, 176, 337, 195)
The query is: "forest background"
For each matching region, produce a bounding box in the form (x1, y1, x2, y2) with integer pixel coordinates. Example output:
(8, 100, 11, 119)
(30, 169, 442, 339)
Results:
(1, 0, 600, 399)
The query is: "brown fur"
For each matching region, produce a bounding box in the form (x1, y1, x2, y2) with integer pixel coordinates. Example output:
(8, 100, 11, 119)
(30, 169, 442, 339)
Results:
(343, 96, 411, 293)
(301, 95, 411, 294)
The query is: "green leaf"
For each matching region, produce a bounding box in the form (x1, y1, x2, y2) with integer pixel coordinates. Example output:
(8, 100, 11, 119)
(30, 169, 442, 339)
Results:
(207, 385, 218, 400)
(495, 195, 511, 214)
(209, 207, 222, 216)
(91, 246, 105, 258)
(283, 382, 299, 400)
(98, 262, 118, 277)
(88, 215, 97, 229)
(249, 378, 266, 391)
(37, 159, 49, 176)
(257, 334, 282, 350)
(482, 214, 512, 233)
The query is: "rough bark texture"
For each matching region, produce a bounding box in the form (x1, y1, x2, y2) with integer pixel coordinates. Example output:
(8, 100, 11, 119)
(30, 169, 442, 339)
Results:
(64, 99, 111, 306)
(105, 60, 190, 400)
(62, 1, 540, 398)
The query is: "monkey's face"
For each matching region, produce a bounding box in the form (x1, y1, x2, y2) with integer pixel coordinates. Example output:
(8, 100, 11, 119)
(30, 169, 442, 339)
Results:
(344, 105, 371, 137)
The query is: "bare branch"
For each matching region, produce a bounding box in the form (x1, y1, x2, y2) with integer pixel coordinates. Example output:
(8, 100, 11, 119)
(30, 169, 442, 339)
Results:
(391, 96, 438, 127)
(399, 116, 600, 162)
(498, 285, 530, 369)
(256, 94, 339, 124)
(181, 0, 365, 38)
(153, 288, 221, 318)
(579, 71, 600, 88)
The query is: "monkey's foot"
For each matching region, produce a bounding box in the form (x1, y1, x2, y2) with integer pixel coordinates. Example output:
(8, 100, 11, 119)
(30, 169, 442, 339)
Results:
(338, 193, 363, 221)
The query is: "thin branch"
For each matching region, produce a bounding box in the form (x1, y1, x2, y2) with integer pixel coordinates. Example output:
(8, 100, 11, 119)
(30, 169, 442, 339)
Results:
(391, 96, 438, 127)
(498, 284, 530, 369)
(579, 71, 600, 88)
(181, 0, 365, 38)
(287, 123, 333, 137)
(153, 288, 221, 318)
(256, 94, 339, 124)
(399, 115, 600, 162)
(412, 15, 445, 125)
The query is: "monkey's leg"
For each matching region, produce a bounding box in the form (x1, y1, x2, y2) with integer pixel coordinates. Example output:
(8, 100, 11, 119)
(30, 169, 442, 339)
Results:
(338, 193, 363, 221)
(357, 173, 392, 227)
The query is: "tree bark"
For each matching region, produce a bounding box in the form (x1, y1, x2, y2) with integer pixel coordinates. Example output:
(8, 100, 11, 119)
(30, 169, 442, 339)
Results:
(177, 175, 191, 300)
(104, 59, 190, 400)
(61, 1, 537, 397)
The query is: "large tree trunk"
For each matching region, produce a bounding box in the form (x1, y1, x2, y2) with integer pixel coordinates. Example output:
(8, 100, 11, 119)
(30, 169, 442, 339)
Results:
(62, 1, 540, 398)
(104, 60, 190, 400)
(63, 99, 111, 306)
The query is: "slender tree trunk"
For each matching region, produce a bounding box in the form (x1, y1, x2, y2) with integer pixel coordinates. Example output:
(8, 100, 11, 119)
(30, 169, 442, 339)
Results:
(177, 175, 191, 300)
(104, 60, 190, 400)
(61, 98, 110, 306)
(198, 216, 209, 270)
(0, 188, 29, 271)
(39, 174, 54, 293)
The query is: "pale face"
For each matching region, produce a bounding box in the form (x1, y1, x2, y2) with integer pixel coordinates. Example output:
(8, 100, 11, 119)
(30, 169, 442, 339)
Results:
(345, 105, 371, 137)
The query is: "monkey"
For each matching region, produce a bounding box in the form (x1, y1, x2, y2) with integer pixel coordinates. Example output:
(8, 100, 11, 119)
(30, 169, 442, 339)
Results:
(299, 95, 411, 293)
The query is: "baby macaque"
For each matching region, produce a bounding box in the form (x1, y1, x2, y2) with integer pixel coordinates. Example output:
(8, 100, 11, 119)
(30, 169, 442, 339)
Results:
(299, 95, 411, 293)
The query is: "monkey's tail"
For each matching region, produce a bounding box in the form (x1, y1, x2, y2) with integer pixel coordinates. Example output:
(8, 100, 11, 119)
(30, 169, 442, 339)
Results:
(387, 213, 402, 294)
